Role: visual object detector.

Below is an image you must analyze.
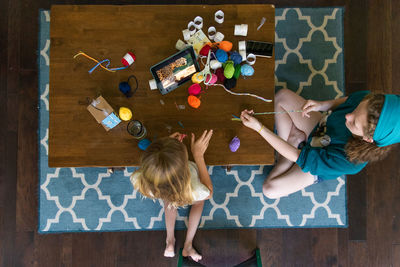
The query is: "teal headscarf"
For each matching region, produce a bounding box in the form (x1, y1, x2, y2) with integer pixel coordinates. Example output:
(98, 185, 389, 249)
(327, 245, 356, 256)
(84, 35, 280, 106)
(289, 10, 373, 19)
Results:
(373, 94, 400, 147)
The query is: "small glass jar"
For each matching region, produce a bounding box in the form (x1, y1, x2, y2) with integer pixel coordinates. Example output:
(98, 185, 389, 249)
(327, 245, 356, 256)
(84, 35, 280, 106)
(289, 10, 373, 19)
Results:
(127, 120, 147, 140)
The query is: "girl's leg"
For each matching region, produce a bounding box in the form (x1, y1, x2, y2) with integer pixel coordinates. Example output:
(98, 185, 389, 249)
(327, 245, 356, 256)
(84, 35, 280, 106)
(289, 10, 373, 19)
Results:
(182, 200, 204, 262)
(268, 89, 322, 179)
(163, 200, 177, 257)
(263, 164, 315, 199)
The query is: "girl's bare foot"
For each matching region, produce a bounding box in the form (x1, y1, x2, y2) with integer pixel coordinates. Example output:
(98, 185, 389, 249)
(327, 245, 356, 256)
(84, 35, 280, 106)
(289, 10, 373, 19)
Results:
(287, 124, 306, 148)
(182, 243, 202, 262)
(164, 238, 175, 257)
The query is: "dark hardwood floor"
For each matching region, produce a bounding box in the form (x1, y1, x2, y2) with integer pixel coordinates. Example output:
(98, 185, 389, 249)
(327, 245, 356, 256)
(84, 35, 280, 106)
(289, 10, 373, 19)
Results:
(1, 0, 399, 266)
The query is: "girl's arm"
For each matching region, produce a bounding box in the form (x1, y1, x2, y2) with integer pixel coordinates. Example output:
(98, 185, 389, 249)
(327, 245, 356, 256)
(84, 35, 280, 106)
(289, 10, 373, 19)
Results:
(240, 110, 300, 162)
(302, 97, 348, 117)
(191, 130, 214, 196)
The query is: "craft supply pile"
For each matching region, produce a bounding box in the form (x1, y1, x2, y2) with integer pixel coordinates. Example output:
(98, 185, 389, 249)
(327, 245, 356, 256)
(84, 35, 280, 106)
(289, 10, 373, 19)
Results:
(73, 9, 274, 153)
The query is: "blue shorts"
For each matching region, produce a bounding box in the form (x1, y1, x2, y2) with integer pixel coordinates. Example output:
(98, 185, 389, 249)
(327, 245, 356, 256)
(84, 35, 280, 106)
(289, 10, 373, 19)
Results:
(313, 175, 324, 184)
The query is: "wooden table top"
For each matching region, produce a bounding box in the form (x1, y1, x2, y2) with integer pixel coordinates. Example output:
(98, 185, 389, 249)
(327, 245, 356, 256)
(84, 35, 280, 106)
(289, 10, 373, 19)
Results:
(49, 4, 276, 167)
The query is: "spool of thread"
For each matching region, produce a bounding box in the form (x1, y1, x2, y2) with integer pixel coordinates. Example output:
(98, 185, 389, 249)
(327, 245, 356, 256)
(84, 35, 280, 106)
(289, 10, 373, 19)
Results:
(229, 136, 240, 152)
(188, 83, 202, 95)
(188, 95, 201, 108)
(121, 52, 136, 66)
(234, 24, 248, 36)
(214, 32, 225, 43)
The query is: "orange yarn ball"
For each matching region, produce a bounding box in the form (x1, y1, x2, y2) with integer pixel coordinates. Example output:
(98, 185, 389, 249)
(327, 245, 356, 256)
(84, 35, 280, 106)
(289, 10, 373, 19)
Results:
(218, 41, 233, 52)
(188, 95, 201, 109)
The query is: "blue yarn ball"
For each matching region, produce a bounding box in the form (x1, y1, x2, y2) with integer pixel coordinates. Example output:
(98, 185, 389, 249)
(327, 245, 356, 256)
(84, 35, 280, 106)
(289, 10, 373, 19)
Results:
(215, 49, 228, 63)
(138, 139, 152, 151)
(119, 82, 132, 97)
(241, 64, 255, 76)
(230, 51, 243, 65)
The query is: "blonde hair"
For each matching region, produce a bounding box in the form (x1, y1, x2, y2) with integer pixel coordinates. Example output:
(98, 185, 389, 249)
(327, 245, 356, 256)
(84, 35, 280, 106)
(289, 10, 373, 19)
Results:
(133, 137, 193, 207)
(346, 93, 395, 163)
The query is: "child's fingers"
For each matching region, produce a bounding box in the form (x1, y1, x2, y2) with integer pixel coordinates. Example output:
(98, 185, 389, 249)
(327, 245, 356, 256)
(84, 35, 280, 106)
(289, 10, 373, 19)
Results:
(191, 133, 195, 146)
(204, 129, 213, 143)
(199, 130, 208, 141)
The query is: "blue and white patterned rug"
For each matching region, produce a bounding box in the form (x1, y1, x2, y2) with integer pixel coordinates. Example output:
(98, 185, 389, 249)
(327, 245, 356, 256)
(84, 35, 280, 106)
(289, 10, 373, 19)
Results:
(38, 8, 346, 233)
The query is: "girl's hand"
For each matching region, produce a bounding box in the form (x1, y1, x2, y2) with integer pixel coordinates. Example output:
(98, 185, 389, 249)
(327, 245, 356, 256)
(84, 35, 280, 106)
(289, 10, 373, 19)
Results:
(240, 109, 262, 132)
(169, 132, 187, 142)
(191, 130, 213, 160)
(302, 100, 323, 118)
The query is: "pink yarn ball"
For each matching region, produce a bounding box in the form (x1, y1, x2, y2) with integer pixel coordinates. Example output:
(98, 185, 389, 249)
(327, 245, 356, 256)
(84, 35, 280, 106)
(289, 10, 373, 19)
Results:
(188, 83, 202, 95)
(205, 73, 218, 85)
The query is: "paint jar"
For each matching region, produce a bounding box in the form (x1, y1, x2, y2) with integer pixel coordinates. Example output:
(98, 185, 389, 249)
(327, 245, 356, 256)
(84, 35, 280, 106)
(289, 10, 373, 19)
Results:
(127, 120, 147, 140)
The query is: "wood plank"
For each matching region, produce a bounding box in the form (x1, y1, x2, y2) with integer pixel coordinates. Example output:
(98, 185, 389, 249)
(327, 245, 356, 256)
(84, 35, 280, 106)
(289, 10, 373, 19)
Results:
(348, 241, 367, 267)
(256, 229, 282, 267)
(282, 229, 313, 266)
(337, 228, 349, 267)
(311, 229, 338, 266)
(48, 4, 276, 167)
(16, 70, 38, 231)
(392, 244, 400, 267)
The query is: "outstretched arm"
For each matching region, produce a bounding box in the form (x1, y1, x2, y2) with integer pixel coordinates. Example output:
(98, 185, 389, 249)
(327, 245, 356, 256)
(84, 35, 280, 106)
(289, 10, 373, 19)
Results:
(241, 110, 300, 162)
(191, 130, 214, 197)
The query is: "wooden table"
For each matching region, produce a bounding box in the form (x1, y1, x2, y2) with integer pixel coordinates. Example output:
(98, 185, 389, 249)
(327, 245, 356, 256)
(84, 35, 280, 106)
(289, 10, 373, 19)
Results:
(49, 4, 275, 167)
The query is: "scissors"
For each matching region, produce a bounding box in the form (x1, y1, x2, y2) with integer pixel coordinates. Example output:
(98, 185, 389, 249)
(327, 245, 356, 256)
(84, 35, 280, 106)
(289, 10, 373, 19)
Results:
(193, 50, 213, 85)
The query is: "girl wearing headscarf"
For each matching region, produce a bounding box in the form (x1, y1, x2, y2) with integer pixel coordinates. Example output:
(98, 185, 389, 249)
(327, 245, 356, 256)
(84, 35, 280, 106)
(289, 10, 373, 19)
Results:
(240, 89, 399, 199)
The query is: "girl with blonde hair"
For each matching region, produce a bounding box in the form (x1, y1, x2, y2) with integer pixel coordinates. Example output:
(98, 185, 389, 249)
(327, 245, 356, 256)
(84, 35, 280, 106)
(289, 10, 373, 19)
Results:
(131, 130, 213, 262)
(240, 89, 399, 199)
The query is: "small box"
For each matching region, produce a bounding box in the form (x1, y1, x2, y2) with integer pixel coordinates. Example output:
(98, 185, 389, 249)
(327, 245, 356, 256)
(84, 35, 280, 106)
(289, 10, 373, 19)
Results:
(87, 96, 121, 131)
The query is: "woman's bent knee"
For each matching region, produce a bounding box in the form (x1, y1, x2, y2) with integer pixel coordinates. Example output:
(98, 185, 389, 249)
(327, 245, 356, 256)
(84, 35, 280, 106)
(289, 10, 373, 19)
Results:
(275, 89, 293, 104)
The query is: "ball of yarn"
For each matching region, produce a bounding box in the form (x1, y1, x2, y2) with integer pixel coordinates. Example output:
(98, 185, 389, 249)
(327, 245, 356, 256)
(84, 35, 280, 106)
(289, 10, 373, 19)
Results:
(119, 82, 132, 97)
(199, 44, 212, 57)
(224, 78, 237, 90)
(215, 49, 228, 63)
(241, 64, 255, 76)
(229, 136, 240, 152)
(192, 72, 204, 83)
(233, 64, 241, 79)
(215, 68, 226, 83)
(230, 51, 243, 65)
(119, 107, 132, 121)
(218, 41, 233, 52)
(223, 61, 235, 79)
(210, 59, 222, 70)
(138, 138, 152, 151)
(188, 95, 201, 108)
(205, 73, 218, 85)
(188, 83, 202, 95)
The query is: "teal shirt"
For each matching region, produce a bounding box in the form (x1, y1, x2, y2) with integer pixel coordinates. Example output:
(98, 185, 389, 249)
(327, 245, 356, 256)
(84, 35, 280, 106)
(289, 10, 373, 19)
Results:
(296, 91, 369, 180)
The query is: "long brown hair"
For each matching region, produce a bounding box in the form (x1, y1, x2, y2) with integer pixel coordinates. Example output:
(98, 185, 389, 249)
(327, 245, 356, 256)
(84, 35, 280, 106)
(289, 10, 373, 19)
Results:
(345, 93, 395, 163)
(133, 137, 193, 207)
